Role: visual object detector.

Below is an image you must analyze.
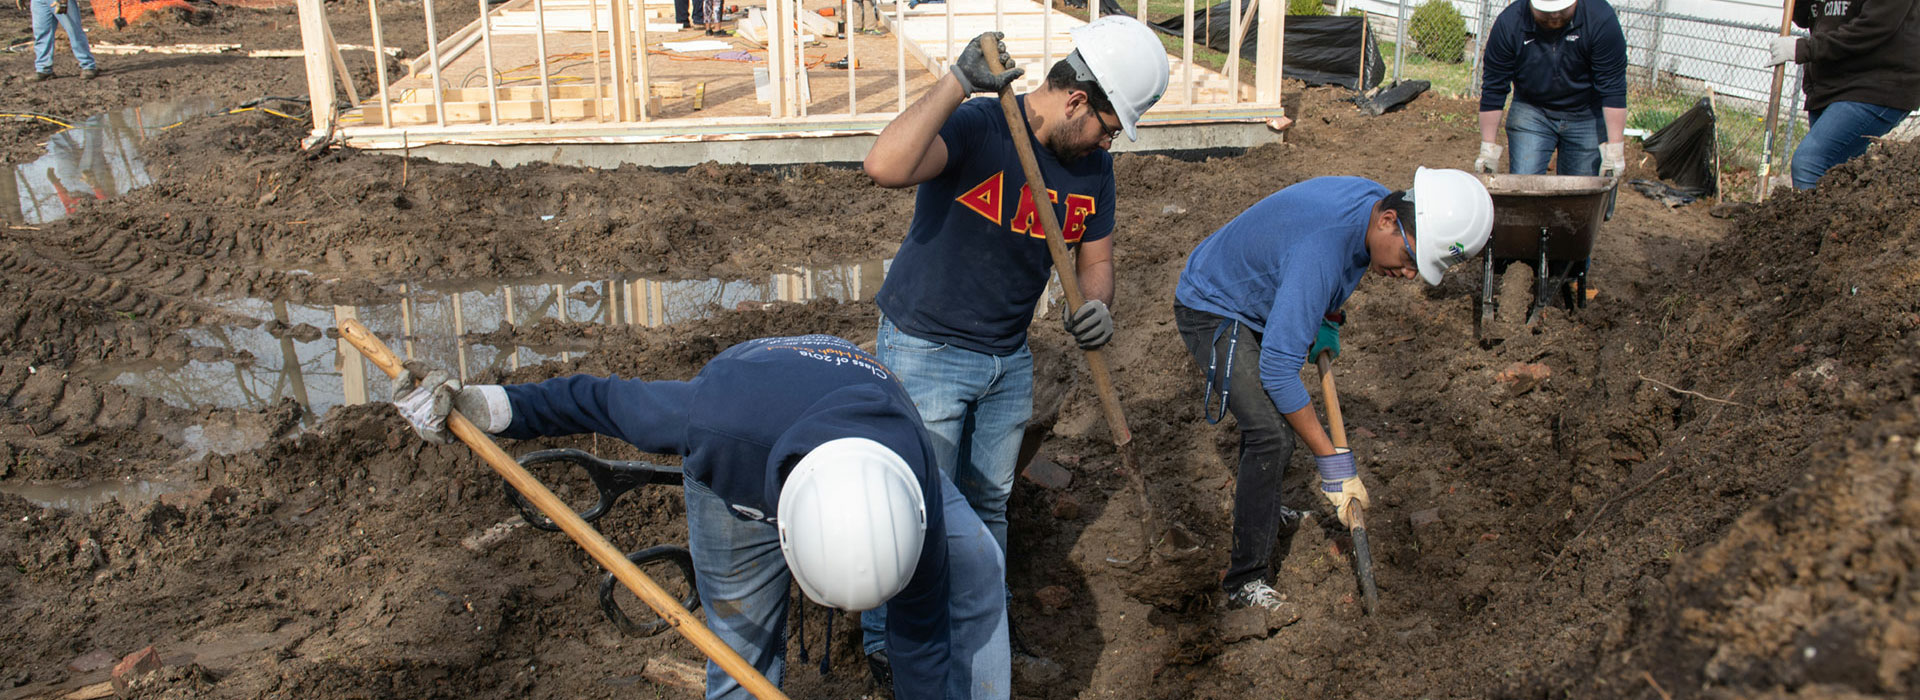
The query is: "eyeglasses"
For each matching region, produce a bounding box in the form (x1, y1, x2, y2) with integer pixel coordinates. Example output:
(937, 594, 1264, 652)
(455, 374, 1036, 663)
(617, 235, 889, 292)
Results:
(1095, 111, 1122, 140)
(1397, 219, 1416, 263)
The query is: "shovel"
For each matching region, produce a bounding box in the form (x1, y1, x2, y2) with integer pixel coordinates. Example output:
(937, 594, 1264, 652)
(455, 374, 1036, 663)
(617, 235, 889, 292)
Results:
(981, 36, 1161, 564)
(338, 320, 790, 700)
(1315, 351, 1380, 616)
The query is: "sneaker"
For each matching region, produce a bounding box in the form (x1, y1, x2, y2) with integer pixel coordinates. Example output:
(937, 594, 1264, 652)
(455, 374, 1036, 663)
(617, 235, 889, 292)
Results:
(866, 650, 892, 689)
(81, 67, 100, 80)
(1226, 579, 1286, 612)
(34, 71, 53, 81)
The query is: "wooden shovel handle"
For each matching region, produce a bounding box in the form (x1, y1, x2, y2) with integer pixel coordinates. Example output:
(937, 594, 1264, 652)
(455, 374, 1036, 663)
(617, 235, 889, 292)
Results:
(339, 320, 788, 700)
(981, 34, 1131, 447)
(1315, 351, 1347, 449)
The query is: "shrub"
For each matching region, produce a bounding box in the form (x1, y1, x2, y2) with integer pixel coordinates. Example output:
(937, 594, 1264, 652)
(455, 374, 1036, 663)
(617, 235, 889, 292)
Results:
(1288, 0, 1327, 16)
(1344, 7, 1365, 16)
(1408, 0, 1467, 63)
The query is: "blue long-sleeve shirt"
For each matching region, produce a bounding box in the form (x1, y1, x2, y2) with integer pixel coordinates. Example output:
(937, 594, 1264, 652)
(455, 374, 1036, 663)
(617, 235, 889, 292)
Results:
(1478, 0, 1629, 119)
(1174, 177, 1383, 414)
(494, 335, 952, 696)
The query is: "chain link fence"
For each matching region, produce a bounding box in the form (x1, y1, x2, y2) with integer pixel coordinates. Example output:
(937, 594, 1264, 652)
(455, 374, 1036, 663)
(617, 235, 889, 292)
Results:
(1342, 0, 1828, 201)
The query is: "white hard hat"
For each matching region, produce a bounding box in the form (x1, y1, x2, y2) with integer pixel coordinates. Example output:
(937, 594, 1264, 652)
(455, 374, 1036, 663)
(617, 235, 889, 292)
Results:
(1066, 16, 1169, 141)
(1409, 167, 1494, 286)
(776, 437, 927, 612)
(1531, 0, 1575, 12)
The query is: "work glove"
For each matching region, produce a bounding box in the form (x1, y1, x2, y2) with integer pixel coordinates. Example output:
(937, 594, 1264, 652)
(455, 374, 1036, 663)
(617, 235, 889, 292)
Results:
(1315, 448, 1371, 529)
(1474, 142, 1502, 174)
(1065, 299, 1113, 350)
(1309, 316, 1342, 361)
(1767, 35, 1801, 66)
(1599, 141, 1626, 179)
(951, 31, 1024, 95)
(390, 369, 512, 443)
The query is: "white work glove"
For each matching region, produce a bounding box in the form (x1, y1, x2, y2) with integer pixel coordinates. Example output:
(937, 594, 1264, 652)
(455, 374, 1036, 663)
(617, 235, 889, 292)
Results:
(390, 369, 512, 443)
(1314, 448, 1371, 529)
(1065, 299, 1113, 350)
(1600, 142, 1626, 178)
(1767, 36, 1801, 66)
(1475, 142, 1502, 174)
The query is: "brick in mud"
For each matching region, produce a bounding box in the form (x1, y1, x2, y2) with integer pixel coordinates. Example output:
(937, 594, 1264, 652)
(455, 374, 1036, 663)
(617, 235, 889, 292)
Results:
(1051, 494, 1082, 521)
(1217, 607, 1273, 644)
(110, 646, 162, 695)
(1021, 458, 1072, 491)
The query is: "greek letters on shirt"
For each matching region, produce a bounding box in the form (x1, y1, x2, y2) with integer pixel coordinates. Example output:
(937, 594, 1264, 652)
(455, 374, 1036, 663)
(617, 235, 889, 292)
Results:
(954, 171, 1099, 242)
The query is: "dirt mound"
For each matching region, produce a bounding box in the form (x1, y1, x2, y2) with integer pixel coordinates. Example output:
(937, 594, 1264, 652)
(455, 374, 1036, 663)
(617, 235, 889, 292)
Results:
(1541, 142, 1920, 699)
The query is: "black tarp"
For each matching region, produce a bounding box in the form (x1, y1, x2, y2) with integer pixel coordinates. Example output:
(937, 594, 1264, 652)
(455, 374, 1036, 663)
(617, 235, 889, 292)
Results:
(1137, 9, 1383, 91)
(1639, 97, 1718, 197)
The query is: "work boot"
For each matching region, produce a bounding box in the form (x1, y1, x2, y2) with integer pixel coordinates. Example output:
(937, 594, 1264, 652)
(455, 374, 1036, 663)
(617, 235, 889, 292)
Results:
(34, 71, 54, 81)
(81, 67, 100, 80)
(866, 650, 892, 691)
(1226, 579, 1287, 612)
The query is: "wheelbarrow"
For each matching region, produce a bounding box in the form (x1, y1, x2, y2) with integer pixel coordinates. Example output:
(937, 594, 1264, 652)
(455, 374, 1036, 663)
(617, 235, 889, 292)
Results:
(1474, 174, 1618, 341)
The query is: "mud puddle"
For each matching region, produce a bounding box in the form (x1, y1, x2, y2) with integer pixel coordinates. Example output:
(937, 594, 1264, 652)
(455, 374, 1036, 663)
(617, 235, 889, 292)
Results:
(84, 258, 891, 416)
(5, 96, 226, 225)
(0, 478, 191, 512)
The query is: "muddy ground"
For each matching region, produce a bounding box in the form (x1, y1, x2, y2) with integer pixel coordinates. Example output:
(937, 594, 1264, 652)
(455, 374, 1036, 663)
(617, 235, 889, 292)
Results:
(3, 3, 1919, 699)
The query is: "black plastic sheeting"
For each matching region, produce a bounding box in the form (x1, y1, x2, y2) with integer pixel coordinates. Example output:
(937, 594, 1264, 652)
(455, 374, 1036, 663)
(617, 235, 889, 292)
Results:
(1639, 97, 1718, 198)
(1135, 9, 1383, 91)
(1351, 79, 1428, 115)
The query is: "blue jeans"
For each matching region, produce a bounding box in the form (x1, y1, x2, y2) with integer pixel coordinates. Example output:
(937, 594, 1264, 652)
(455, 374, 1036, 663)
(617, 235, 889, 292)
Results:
(685, 473, 1009, 700)
(31, 0, 96, 73)
(862, 314, 1031, 656)
(1506, 100, 1602, 176)
(1791, 101, 1908, 190)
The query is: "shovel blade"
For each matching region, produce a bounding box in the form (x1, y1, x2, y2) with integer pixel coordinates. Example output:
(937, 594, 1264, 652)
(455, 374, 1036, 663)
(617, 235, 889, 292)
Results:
(1352, 524, 1380, 616)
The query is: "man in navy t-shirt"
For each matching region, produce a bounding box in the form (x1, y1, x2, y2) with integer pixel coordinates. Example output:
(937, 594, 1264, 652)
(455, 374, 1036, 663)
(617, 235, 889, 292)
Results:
(389, 335, 1010, 700)
(858, 17, 1170, 682)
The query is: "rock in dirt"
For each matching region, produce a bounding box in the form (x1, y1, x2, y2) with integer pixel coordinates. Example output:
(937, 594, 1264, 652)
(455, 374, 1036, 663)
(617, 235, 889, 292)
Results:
(1218, 607, 1276, 644)
(1035, 585, 1073, 612)
(1012, 653, 1064, 686)
(1051, 494, 1082, 521)
(1020, 458, 1072, 491)
(66, 649, 116, 673)
(110, 646, 162, 695)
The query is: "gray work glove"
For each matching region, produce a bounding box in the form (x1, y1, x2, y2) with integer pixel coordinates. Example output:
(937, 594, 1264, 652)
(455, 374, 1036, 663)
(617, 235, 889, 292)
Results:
(1600, 142, 1626, 179)
(390, 369, 512, 443)
(951, 31, 1024, 94)
(1475, 142, 1502, 174)
(1065, 299, 1113, 350)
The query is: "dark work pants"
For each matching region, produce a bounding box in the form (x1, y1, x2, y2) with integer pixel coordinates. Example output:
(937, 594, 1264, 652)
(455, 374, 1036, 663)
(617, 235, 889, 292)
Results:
(1174, 304, 1296, 592)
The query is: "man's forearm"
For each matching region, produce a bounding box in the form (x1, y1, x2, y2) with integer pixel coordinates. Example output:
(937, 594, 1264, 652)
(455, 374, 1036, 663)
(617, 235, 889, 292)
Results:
(1479, 110, 1504, 143)
(1603, 107, 1627, 144)
(1075, 253, 1114, 306)
(1283, 403, 1336, 457)
(864, 74, 968, 187)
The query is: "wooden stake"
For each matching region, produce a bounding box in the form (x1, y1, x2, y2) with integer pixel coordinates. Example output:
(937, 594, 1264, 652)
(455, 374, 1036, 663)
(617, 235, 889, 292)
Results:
(480, 0, 502, 125)
(369, 0, 395, 126)
(1757, 0, 1794, 201)
(589, 0, 605, 122)
(634, 0, 650, 121)
(1254, 0, 1280, 104)
(295, 0, 337, 134)
(323, 18, 362, 105)
(336, 320, 789, 700)
(1227, 0, 1242, 102)
(423, 0, 447, 126)
(534, 0, 555, 123)
(1181, 0, 1193, 105)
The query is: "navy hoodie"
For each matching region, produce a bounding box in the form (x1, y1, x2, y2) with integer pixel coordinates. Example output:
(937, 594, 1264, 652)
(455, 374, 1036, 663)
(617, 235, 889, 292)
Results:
(495, 335, 951, 696)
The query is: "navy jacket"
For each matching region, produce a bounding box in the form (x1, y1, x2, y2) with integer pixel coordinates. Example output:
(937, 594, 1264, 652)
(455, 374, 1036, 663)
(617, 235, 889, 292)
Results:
(495, 335, 951, 697)
(1479, 0, 1629, 119)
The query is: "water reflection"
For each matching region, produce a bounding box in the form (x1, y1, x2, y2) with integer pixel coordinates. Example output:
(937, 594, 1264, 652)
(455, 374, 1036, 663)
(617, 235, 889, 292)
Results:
(88, 259, 891, 416)
(5, 97, 224, 225)
(0, 479, 189, 512)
